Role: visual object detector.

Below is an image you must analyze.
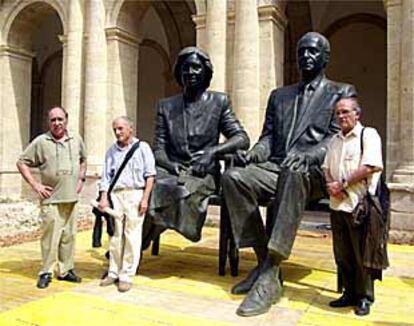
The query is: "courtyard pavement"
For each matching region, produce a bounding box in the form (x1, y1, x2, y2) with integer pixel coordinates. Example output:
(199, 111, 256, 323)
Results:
(0, 227, 413, 326)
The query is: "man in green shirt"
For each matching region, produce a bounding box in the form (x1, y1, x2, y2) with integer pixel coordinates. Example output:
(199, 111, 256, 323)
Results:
(17, 107, 87, 289)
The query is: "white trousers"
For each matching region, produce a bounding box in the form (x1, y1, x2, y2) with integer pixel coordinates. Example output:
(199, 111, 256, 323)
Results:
(108, 189, 144, 283)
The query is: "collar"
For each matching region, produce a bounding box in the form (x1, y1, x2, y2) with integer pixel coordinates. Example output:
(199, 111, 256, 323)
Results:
(114, 137, 139, 151)
(299, 73, 325, 93)
(337, 121, 363, 139)
(45, 130, 73, 142)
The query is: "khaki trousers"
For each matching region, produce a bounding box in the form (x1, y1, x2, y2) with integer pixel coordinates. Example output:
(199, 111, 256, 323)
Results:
(109, 189, 144, 283)
(39, 202, 77, 276)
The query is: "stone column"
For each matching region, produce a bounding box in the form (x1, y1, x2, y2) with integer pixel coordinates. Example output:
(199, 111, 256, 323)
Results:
(388, 0, 414, 232)
(205, 0, 227, 92)
(232, 0, 261, 142)
(192, 14, 207, 53)
(0, 46, 34, 198)
(106, 27, 140, 133)
(258, 4, 287, 120)
(83, 0, 107, 175)
(386, 0, 402, 177)
(61, 0, 84, 135)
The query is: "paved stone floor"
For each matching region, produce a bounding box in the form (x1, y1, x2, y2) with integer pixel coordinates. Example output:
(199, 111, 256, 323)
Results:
(0, 227, 413, 326)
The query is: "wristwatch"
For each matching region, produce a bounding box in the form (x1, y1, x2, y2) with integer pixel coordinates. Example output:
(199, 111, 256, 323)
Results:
(80, 177, 86, 182)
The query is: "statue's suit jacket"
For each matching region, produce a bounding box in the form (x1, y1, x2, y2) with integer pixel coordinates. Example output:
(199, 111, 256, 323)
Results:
(253, 75, 357, 167)
(154, 91, 249, 175)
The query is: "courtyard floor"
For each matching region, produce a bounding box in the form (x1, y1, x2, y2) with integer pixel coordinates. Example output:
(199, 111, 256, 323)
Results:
(0, 227, 413, 326)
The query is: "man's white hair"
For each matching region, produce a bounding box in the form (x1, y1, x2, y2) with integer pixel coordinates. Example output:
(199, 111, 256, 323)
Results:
(337, 97, 361, 114)
(113, 116, 134, 128)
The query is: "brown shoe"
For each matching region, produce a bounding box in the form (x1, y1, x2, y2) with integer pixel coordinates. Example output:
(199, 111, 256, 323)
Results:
(118, 281, 132, 292)
(100, 276, 117, 287)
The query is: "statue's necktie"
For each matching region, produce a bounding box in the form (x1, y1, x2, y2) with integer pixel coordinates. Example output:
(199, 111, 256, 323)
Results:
(295, 84, 313, 128)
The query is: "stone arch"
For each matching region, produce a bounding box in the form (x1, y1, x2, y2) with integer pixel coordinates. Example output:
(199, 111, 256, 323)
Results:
(0, 0, 65, 197)
(5, 1, 64, 140)
(324, 13, 386, 38)
(108, 0, 200, 27)
(2, 0, 67, 44)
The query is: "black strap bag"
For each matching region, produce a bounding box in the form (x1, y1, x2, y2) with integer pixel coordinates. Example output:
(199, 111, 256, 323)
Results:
(92, 141, 141, 239)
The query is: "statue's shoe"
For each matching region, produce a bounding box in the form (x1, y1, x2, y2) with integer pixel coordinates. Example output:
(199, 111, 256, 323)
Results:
(236, 266, 283, 317)
(231, 265, 261, 295)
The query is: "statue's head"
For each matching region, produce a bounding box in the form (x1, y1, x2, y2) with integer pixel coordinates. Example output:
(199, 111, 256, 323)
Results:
(297, 32, 330, 75)
(174, 46, 213, 90)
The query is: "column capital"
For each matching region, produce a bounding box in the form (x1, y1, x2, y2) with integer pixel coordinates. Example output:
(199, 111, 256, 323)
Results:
(192, 14, 206, 30)
(0, 45, 34, 61)
(105, 27, 141, 49)
(58, 34, 68, 47)
(258, 4, 287, 30)
(384, 0, 402, 10)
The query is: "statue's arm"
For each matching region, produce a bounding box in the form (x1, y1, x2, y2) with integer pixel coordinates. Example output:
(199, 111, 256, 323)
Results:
(153, 101, 180, 175)
(215, 94, 250, 155)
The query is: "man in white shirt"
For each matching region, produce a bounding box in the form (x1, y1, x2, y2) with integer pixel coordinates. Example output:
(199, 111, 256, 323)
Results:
(98, 116, 156, 292)
(323, 97, 383, 316)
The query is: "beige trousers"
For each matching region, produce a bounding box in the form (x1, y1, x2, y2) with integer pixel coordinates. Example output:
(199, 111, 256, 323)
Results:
(39, 202, 77, 276)
(108, 189, 144, 283)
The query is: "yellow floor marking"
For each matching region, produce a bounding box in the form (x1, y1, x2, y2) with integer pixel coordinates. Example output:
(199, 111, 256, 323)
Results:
(1, 228, 414, 325)
(0, 292, 234, 326)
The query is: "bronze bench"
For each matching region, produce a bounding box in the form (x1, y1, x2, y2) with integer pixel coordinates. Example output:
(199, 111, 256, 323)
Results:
(149, 157, 342, 292)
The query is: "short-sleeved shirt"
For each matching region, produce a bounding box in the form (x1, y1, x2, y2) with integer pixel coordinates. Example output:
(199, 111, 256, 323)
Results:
(99, 138, 156, 192)
(19, 131, 87, 204)
(322, 122, 383, 212)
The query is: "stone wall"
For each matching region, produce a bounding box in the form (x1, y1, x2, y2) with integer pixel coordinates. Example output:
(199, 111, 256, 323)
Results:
(0, 200, 94, 247)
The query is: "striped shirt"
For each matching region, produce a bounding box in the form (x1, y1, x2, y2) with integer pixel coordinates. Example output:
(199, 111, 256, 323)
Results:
(99, 138, 156, 192)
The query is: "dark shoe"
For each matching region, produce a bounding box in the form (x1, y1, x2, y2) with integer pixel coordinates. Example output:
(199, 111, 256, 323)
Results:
(57, 269, 82, 283)
(105, 251, 110, 260)
(231, 265, 260, 295)
(355, 298, 370, 316)
(92, 241, 102, 248)
(329, 293, 356, 308)
(37, 273, 52, 289)
(236, 266, 283, 317)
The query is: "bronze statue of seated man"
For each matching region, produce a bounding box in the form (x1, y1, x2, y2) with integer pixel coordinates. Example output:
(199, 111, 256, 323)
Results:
(221, 32, 357, 317)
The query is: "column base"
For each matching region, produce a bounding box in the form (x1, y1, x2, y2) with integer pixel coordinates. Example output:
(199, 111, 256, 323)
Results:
(389, 182, 414, 231)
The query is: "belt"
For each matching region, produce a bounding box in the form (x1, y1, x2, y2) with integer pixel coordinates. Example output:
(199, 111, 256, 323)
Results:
(112, 187, 143, 193)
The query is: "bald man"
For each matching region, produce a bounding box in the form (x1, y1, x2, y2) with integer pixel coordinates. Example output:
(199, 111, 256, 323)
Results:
(17, 106, 87, 289)
(98, 116, 156, 292)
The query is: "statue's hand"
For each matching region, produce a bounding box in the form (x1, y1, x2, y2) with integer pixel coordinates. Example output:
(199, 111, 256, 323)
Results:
(161, 161, 185, 176)
(171, 162, 186, 176)
(191, 149, 215, 177)
(156, 151, 184, 176)
(234, 149, 256, 166)
(281, 152, 313, 173)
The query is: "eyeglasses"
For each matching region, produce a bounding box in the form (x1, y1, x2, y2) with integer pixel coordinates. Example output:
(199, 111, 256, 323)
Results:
(335, 109, 356, 117)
